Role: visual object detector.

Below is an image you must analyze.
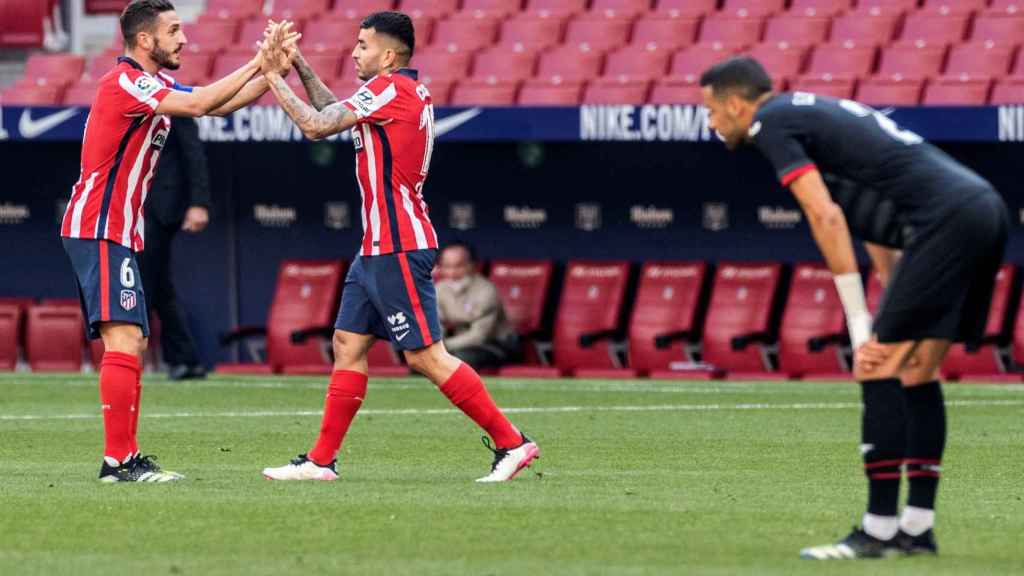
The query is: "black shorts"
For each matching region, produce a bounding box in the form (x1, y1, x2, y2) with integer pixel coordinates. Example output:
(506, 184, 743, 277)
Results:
(874, 191, 1009, 347)
(62, 237, 150, 340)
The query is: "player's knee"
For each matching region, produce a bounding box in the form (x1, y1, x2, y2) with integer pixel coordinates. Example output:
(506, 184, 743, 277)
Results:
(404, 352, 430, 375)
(101, 326, 145, 356)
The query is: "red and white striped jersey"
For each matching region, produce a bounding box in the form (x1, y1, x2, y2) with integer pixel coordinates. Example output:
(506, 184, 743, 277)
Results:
(60, 57, 181, 252)
(342, 69, 438, 256)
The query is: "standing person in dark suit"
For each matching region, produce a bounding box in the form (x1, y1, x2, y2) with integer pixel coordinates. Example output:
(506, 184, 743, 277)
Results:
(140, 115, 210, 381)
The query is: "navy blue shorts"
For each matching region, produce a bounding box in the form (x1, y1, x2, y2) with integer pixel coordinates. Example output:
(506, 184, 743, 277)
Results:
(335, 249, 441, 351)
(62, 238, 149, 341)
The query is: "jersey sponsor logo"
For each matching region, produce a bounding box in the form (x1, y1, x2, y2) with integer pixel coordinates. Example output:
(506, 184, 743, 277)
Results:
(792, 92, 816, 106)
(17, 108, 80, 139)
(387, 312, 407, 326)
(387, 312, 411, 337)
(120, 289, 137, 312)
(395, 330, 411, 342)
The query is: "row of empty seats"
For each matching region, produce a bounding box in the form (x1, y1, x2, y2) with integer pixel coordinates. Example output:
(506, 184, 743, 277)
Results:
(8, 0, 1024, 105)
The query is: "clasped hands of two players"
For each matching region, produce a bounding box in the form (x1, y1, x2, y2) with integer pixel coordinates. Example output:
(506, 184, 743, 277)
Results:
(256, 20, 300, 78)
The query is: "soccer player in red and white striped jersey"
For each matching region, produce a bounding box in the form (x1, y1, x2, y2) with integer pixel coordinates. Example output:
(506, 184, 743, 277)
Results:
(59, 0, 298, 482)
(260, 12, 540, 483)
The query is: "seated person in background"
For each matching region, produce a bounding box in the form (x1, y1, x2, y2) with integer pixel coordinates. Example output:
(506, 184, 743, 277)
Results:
(435, 242, 520, 370)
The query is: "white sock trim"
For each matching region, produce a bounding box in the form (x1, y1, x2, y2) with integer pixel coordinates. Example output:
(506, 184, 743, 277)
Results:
(863, 513, 899, 540)
(900, 506, 935, 536)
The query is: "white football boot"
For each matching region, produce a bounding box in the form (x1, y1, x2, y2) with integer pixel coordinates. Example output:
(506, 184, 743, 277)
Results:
(476, 435, 541, 483)
(262, 454, 339, 481)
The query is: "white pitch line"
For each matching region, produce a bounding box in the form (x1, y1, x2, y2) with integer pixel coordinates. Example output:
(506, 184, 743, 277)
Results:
(1, 399, 1021, 422)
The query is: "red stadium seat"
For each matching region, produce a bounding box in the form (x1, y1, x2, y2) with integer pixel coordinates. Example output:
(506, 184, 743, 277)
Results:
(200, 0, 261, 20)
(519, 77, 584, 104)
(942, 265, 1015, 380)
(701, 262, 784, 377)
(763, 15, 831, 47)
(900, 10, 971, 44)
(789, 0, 852, 18)
(183, 19, 238, 55)
(791, 74, 857, 98)
(420, 77, 454, 104)
(669, 43, 742, 81)
(211, 50, 257, 79)
(489, 260, 554, 365)
(628, 262, 708, 377)
(991, 78, 1024, 104)
(970, 12, 1024, 44)
(0, 85, 62, 105)
(0, 305, 21, 371)
(81, 50, 121, 81)
(0, 0, 47, 47)
(498, 16, 566, 50)
(217, 261, 345, 374)
(409, 47, 473, 82)
(589, 0, 651, 19)
(923, 75, 993, 105)
(432, 14, 499, 52)
(722, 0, 787, 18)
(22, 53, 85, 88)
(584, 77, 651, 104)
(63, 80, 100, 106)
(856, 75, 924, 105)
(604, 44, 673, 82)
(410, 15, 436, 49)
(777, 263, 848, 378)
(806, 43, 878, 77)
(525, 0, 587, 19)
(536, 44, 606, 82)
(330, 0, 395, 20)
(551, 261, 631, 375)
(301, 19, 361, 53)
(461, 0, 526, 18)
(631, 17, 701, 51)
(652, 0, 719, 19)
(858, 0, 918, 12)
(748, 42, 810, 78)
(649, 76, 703, 104)
(400, 0, 458, 19)
(922, 0, 987, 14)
(698, 15, 766, 48)
(945, 42, 1016, 78)
(472, 48, 538, 82)
(876, 42, 947, 78)
(564, 14, 633, 52)
(168, 52, 215, 87)
(1010, 289, 1024, 369)
(452, 78, 519, 105)
(830, 11, 899, 44)
(26, 304, 84, 372)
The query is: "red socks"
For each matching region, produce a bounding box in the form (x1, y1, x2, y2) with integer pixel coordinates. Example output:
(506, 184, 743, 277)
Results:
(129, 356, 142, 455)
(308, 370, 368, 466)
(440, 363, 521, 449)
(99, 351, 139, 464)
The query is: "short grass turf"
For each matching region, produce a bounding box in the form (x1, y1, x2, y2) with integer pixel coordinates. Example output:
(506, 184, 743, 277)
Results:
(1, 374, 1022, 576)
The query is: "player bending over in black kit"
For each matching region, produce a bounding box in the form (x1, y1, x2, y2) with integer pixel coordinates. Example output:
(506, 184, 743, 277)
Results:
(700, 56, 1009, 560)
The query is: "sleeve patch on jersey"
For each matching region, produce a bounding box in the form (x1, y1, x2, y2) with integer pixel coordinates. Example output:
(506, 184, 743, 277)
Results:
(792, 92, 816, 106)
(781, 163, 817, 186)
(134, 75, 160, 97)
(345, 82, 398, 119)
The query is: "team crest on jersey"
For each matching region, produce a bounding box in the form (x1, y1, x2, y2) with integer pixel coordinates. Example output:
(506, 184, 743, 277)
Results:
(134, 76, 159, 96)
(351, 127, 364, 151)
(120, 289, 137, 312)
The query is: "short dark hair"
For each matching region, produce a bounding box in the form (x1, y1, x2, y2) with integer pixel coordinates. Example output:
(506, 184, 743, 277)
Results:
(120, 0, 175, 48)
(441, 241, 477, 263)
(361, 11, 416, 59)
(699, 56, 773, 101)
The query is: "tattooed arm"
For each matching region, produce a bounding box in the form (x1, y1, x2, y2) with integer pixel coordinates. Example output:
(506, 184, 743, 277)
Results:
(265, 71, 358, 140)
(292, 49, 339, 111)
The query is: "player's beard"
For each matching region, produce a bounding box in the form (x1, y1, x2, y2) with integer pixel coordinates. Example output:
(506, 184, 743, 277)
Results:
(151, 41, 180, 70)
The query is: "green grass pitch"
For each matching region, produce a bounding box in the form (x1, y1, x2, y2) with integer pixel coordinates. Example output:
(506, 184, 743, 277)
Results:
(1, 373, 1022, 575)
